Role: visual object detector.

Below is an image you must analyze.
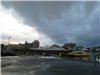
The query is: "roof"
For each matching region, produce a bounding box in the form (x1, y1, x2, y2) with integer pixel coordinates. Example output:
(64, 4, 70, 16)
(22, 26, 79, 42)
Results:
(30, 47, 66, 51)
(76, 46, 84, 47)
(8, 44, 19, 45)
(65, 43, 76, 44)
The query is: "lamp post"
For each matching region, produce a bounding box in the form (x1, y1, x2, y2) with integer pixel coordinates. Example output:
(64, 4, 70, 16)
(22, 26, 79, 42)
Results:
(8, 36, 11, 44)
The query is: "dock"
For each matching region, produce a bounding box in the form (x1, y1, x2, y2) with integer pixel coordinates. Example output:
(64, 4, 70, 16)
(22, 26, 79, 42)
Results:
(1, 49, 72, 56)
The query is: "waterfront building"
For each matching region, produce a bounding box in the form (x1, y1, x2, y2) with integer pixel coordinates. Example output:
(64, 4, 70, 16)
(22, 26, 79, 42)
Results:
(1, 44, 5, 50)
(7, 44, 20, 50)
(96, 47, 100, 51)
(24, 41, 33, 49)
(50, 44, 59, 48)
(91, 46, 96, 50)
(6, 40, 40, 50)
(91, 46, 100, 52)
(19, 40, 40, 49)
(63, 43, 76, 50)
(76, 46, 84, 50)
(19, 43, 25, 49)
(33, 40, 39, 48)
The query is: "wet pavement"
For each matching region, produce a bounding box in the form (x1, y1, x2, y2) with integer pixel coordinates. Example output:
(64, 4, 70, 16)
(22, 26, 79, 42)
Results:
(1, 55, 100, 75)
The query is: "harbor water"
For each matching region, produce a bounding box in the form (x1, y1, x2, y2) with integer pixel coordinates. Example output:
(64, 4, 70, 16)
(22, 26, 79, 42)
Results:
(1, 52, 100, 75)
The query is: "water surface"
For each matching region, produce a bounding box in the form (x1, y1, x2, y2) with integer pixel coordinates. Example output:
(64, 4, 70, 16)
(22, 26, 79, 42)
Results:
(1, 52, 100, 75)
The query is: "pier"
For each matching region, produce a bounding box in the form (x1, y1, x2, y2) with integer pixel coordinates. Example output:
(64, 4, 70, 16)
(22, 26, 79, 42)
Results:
(1, 49, 72, 56)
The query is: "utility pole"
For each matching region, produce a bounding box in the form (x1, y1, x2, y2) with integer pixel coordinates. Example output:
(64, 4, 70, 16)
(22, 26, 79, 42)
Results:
(8, 36, 11, 44)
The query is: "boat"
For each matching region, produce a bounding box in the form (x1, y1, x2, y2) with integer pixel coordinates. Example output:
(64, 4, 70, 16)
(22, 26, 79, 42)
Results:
(50, 52, 62, 57)
(67, 51, 90, 57)
(33, 52, 45, 56)
(96, 58, 100, 62)
(16, 52, 29, 56)
(92, 48, 100, 52)
(96, 52, 100, 62)
(81, 48, 88, 52)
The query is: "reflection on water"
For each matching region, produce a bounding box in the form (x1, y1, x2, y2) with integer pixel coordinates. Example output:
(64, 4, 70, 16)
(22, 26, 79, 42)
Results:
(39, 56, 59, 59)
(68, 52, 99, 62)
(72, 57, 90, 61)
(1, 52, 100, 75)
(90, 52, 99, 62)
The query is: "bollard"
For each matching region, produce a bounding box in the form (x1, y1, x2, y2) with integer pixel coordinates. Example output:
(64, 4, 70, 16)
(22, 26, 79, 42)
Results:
(95, 55, 96, 65)
(81, 53, 82, 64)
(81, 53, 82, 59)
(88, 58, 90, 61)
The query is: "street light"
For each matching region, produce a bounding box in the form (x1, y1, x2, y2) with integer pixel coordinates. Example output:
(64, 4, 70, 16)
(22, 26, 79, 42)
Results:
(8, 36, 11, 44)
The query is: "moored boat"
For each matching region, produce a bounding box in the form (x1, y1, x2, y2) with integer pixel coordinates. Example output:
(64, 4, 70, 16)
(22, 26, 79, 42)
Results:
(81, 48, 88, 51)
(16, 52, 29, 56)
(67, 51, 90, 57)
(50, 52, 62, 57)
(96, 52, 100, 62)
(96, 58, 100, 62)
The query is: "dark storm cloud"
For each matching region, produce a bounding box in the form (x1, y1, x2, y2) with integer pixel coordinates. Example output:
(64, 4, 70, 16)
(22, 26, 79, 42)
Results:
(1, 1, 100, 47)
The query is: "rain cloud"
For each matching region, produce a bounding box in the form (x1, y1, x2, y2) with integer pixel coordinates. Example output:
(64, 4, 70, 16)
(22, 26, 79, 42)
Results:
(1, 1, 100, 47)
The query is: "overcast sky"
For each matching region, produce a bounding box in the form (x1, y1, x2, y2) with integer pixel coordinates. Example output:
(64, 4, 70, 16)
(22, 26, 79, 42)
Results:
(1, 1, 100, 47)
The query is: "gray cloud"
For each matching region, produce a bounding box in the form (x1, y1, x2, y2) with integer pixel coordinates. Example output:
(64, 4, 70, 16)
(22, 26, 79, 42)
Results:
(1, 1, 100, 47)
